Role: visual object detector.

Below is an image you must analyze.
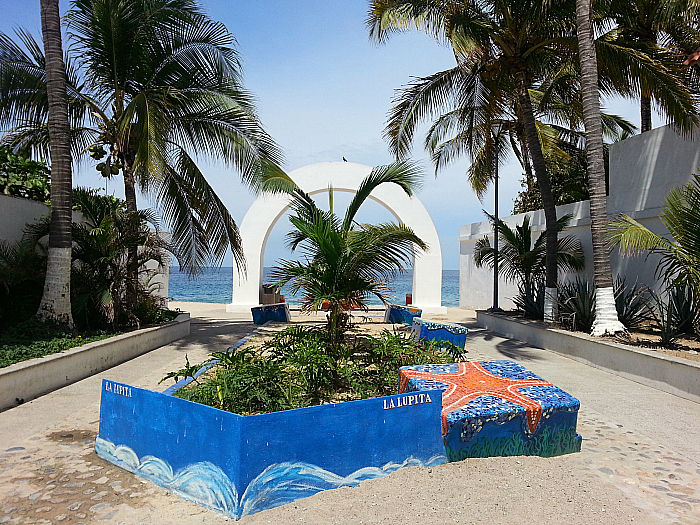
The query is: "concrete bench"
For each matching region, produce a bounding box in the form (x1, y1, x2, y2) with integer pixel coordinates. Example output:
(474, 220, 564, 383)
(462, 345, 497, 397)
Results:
(399, 360, 582, 461)
(411, 318, 468, 349)
(251, 303, 291, 325)
(384, 303, 422, 325)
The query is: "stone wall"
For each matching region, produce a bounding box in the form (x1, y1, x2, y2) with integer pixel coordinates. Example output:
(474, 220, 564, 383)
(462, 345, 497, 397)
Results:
(459, 124, 700, 309)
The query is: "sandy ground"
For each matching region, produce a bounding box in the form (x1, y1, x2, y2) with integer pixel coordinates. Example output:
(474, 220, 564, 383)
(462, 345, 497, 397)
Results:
(1, 303, 699, 525)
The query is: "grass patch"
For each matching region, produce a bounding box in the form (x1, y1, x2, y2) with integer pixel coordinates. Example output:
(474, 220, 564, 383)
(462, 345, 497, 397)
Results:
(166, 325, 464, 415)
(0, 319, 117, 368)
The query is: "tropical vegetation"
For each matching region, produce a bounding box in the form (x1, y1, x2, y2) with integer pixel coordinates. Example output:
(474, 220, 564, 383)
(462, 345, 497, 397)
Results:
(0, 189, 173, 332)
(0, 0, 288, 318)
(0, 145, 51, 203)
(367, 0, 699, 326)
(166, 325, 460, 415)
(608, 173, 700, 336)
(270, 161, 428, 349)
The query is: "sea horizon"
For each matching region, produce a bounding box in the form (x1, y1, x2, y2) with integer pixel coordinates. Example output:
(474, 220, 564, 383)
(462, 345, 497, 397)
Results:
(169, 267, 460, 307)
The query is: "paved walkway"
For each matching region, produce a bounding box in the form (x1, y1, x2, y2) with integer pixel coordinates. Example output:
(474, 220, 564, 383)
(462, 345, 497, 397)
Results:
(0, 303, 698, 524)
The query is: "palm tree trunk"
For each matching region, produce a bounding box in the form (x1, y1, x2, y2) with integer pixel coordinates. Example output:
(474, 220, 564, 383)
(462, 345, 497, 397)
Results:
(515, 71, 559, 323)
(640, 95, 652, 133)
(123, 165, 139, 313)
(576, 0, 626, 336)
(37, 0, 74, 329)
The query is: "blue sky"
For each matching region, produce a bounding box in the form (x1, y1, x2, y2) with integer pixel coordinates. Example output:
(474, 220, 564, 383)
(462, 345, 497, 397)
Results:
(0, 0, 651, 269)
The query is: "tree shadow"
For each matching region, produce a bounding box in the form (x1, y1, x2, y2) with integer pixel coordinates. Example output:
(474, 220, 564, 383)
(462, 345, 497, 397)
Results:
(465, 327, 545, 362)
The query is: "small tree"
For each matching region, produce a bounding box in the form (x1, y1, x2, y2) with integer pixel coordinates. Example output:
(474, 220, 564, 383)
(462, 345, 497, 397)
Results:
(474, 213, 585, 318)
(271, 162, 427, 351)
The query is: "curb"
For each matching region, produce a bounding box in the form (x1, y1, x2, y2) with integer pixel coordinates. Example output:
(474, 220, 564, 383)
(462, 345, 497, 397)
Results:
(476, 311, 700, 404)
(0, 313, 190, 412)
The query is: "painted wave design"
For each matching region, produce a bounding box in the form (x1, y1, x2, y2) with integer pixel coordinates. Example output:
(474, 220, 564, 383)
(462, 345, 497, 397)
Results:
(95, 436, 445, 519)
(240, 455, 445, 517)
(95, 437, 239, 517)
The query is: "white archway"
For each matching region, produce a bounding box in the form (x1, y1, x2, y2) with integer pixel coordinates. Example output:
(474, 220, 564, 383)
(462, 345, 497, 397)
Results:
(226, 162, 445, 313)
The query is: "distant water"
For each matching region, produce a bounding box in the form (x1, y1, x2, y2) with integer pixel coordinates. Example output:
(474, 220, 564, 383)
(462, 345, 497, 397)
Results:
(169, 267, 460, 307)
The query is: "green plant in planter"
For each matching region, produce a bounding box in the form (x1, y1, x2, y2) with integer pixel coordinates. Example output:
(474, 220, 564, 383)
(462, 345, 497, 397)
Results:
(613, 276, 653, 330)
(270, 161, 427, 351)
(558, 278, 596, 333)
(167, 326, 456, 415)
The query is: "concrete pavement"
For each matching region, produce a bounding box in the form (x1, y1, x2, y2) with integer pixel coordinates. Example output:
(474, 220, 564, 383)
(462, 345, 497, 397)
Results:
(0, 303, 698, 524)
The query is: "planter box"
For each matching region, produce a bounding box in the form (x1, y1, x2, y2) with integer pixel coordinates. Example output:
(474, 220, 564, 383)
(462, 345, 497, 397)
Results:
(399, 360, 582, 462)
(477, 311, 700, 404)
(412, 318, 468, 349)
(384, 303, 422, 325)
(251, 303, 290, 325)
(0, 313, 190, 412)
(96, 380, 446, 520)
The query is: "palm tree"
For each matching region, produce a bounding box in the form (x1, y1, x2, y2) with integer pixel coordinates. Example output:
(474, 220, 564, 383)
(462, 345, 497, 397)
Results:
(368, 0, 579, 322)
(605, 0, 700, 132)
(474, 213, 585, 290)
(576, 0, 627, 335)
(35, 0, 74, 329)
(270, 161, 428, 351)
(608, 174, 700, 336)
(0, 0, 287, 312)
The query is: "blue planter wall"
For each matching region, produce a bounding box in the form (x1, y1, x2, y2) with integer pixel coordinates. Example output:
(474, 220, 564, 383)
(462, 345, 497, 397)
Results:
(97, 380, 446, 520)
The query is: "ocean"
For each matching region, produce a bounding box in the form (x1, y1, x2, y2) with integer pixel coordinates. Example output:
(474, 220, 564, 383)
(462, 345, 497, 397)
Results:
(169, 267, 460, 307)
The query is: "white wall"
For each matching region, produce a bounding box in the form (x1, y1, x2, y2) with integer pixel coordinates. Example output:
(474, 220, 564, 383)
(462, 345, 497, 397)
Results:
(459, 125, 700, 309)
(0, 194, 51, 245)
(0, 194, 169, 300)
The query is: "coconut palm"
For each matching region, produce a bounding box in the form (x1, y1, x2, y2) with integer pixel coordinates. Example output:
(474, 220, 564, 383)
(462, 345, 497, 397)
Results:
(605, 0, 700, 132)
(608, 174, 700, 335)
(35, 0, 74, 328)
(270, 161, 428, 350)
(368, 0, 580, 322)
(576, 0, 626, 335)
(0, 0, 286, 310)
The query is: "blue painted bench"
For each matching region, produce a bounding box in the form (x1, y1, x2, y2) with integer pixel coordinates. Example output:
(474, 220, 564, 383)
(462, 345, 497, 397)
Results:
(411, 318, 468, 349)
(399, 360, 582, 461)
(251, 303, 290, 325)
(384, 303, 422, 325)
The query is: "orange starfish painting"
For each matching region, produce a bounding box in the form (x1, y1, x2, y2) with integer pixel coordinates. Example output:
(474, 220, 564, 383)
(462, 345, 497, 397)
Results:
(399, 361, 553, 436)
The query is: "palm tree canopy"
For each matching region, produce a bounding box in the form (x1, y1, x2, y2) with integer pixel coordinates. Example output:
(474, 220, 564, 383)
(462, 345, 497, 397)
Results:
(0, 0, 288, 275)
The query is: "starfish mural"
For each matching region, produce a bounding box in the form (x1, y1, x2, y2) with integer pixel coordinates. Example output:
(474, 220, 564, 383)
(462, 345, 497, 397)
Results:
(399, 362, 553, 435)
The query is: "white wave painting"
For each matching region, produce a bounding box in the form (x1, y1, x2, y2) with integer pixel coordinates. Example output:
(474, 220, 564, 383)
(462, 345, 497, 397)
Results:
(95, 436, 446, 519)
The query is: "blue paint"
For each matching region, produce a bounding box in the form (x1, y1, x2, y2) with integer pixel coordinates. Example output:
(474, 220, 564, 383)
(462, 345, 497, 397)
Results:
(384, 303, 422, 325)
(97, 380, 446, 519)
(411, 318, 468, 348)
(251, 303, 290, 324)
(400, 360, 582, 459)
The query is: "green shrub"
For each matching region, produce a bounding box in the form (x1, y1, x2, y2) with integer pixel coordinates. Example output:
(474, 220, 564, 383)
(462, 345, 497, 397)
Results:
(167, 326, 457, 415)
(0, 319, 113, 368)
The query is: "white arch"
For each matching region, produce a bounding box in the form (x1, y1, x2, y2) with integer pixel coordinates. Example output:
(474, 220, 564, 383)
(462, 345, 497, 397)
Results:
(226, 162, 445, 313)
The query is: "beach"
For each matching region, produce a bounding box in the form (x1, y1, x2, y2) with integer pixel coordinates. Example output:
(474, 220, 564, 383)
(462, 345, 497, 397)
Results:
(0, 302, 698, 524)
